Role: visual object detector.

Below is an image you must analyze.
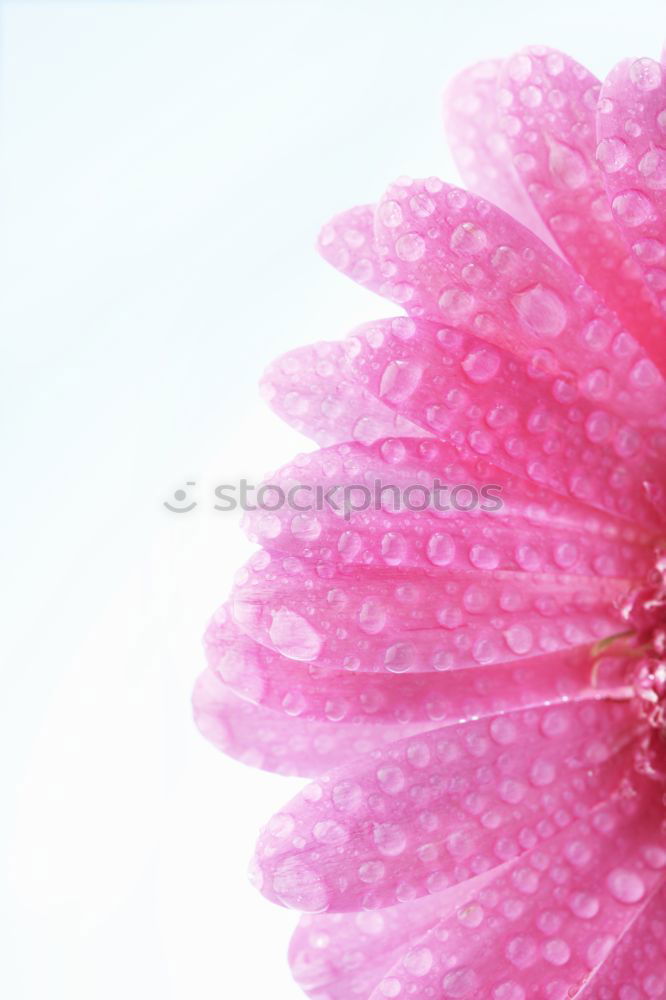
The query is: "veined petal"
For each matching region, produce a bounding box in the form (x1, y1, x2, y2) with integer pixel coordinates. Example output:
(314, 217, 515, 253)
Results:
(444, 60, 556, 248)
(242, 436, 656, 575)
(499, 47, 666, 357)
(192, 669, 434, 777)
(289, 882, 480, 1000)
(340, 320, 666, 525)
(252, 698, 640, 912)
(317, 204, 387, 296)
(372, 177, 666, 415)
(367, 782, 665, 1000)
(230, 551, 627, 672)
(206, 610, 630, 725)
(577, 881, 666, 997)
(597, 58, 666, 340)
(260, 338, 425, 446)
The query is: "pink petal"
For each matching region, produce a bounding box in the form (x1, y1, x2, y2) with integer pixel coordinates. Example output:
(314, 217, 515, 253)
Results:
(443, 60, 555, 248)
(372, 177, 666, 418)
(597, 57, 666, 343)
(340, 320, 665, 524)
(317, 204, 386, 296)
(577, 882, 666, 998)
(289, 885, 476, 1000)
(206, 610, 628, 725)
(260, 339, 425, 446)
(366, 779, 665, 1000)
(242, 437, 655, 575)
(498, 47, 666, 357)
(252, 698, 639, 911)
(192, 669, 434, 777)
(230, 551, 626, 673)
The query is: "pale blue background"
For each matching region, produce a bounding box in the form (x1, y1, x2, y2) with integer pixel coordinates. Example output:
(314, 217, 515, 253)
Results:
(1, 1, 664, 997)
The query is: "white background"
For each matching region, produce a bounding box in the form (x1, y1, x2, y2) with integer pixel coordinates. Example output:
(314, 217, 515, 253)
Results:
(1, 1, 664, 997)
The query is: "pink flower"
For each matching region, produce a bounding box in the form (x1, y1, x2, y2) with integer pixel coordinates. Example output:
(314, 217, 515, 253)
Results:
(194, 47, 666, 998)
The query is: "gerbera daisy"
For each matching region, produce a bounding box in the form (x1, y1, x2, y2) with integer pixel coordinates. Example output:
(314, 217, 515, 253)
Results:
(194, 46, 666, 999)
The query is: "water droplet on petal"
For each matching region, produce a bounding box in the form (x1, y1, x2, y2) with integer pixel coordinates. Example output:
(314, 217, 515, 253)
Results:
(442, 967, 480, 997)
(378, 200, 404, 227)
(395, 232, 426, 261)
(379, 360, 422, 402)
(403, 947, 433, 976)
(512, 285, 567, 338)
(638, 147, 666, 190)
(612, 190, 654, 227)
(438, 287, 475, 322)
(272, 859, 329, 911)
(313, 820, 349, 845)
(596, 137, 629, 173)
(607, 868, 645, 904)
(290, 514, 321, 540)
(629, 57, 663, 91)
(373, 823, 407, 856)
(269, 609, 323, 661)
(506, 936, 538, 969)
(450, 221, 488, 254)
(462, 347, 501, 383)
(427, 532, 455, 566)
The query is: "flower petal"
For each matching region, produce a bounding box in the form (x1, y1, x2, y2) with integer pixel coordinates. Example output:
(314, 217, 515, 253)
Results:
(340, 320, 665, 525)
(576, 882, 666, 998)
(372, 177, 666, 419)
(498, 47, 666, 357)
(242, 437, 655, 575)
(366, 780, 665, 1000)
(597, 57, 666, 342)
(253, 698, 639, 912)
(317, 204, 386, 295)
(444, 60, 555, 248)
(289, 885, 475, 1000)
(230, 551, 627, 672)
(192, 669, 435, 777)
(260, 338, 425, 446)
(206, 610, 627, 725)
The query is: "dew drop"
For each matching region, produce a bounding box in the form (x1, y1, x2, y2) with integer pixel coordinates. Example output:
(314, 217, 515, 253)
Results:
(427, 532, 456, 566)
(607, 867, 645, 904)
(313, 820, 349, 845)
(612, 190, 654, 227)
(629, 57, 663, 91)
(462, 347, 501, 383)
(290, 513, 321, 540)
(358, 597, 387, 634)
(373, 823, 407, 856)
(272, 859, 329, 912)
(379, 200, 404, 228)
(395, 232, 426, 261)
(596, 137, 629, 173)
(379, 360, 422, 402)
(638, 147, 666, 190)
(506, 935, 538, 969)
(450, 221, 488, 254)
(269, 609, 323, 661)
(332, 780, 363, 812)
(403, 947, 433, 976)
(511, 285, 567, 337)
(442, 967, 480, 997)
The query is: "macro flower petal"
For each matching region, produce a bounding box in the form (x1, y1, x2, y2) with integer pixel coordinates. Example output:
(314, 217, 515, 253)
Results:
(253, 699, 640, 911)
(498, 47, 666, 356)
